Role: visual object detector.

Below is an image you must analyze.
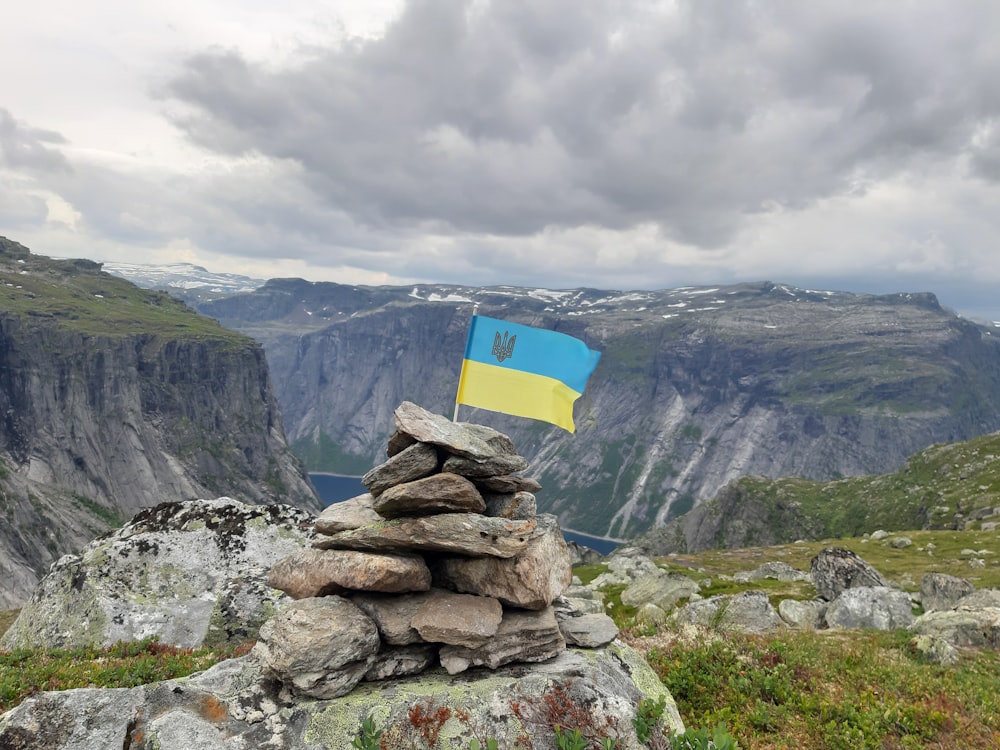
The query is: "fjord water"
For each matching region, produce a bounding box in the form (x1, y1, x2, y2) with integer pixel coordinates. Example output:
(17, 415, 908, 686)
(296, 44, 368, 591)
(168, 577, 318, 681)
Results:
(308, 473, 619, 555)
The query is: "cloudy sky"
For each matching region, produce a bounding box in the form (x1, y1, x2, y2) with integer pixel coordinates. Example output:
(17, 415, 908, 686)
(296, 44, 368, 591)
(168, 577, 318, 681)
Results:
(3, 0, 1000, 321)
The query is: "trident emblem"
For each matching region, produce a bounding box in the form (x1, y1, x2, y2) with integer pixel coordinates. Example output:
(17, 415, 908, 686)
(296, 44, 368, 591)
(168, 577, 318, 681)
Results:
(492, 331, 516, 362)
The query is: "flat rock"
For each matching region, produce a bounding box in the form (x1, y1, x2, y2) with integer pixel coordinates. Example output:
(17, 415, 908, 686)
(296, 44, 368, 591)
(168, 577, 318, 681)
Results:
(372, 472, 486, 518)
(267, 548, 431, 599)
(314, 493, 381, 534)
(361, 442, 439, 496)
(473, 475, 543, 494)
(393, 401, 521, 461)
(313, 513, 535, 558)
(411, 589, 504, 647)
(558, 613, 619, 648)
(441, 452, 530, 477)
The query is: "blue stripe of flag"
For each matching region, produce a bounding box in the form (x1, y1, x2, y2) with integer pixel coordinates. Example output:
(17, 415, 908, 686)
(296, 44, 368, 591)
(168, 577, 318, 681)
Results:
(463, 315, 601, 394)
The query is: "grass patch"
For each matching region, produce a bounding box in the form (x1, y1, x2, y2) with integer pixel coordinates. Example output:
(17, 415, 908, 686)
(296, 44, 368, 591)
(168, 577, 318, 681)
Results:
(573, 528, 1000, 749)
(656, 530, 1000, 592)
(633, 628, 1000, 749)
(0, 253, 249, 347)
(0, 637, 251, 713)
(0, 609, 18, 640)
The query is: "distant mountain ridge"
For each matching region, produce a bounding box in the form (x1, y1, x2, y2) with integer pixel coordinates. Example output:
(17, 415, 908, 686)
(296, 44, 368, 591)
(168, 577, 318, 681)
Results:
(106, 264, 1000, 541)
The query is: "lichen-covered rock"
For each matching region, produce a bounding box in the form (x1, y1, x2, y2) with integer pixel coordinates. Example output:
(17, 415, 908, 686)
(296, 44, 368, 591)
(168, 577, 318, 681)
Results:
(670, 590, 786, 633)
(919, 572, 976, 612)
(0, 644, 684, 750)
(910, 607, 1000, 648)
(0, 498, 315, 650)
(824, 586, 915, 631)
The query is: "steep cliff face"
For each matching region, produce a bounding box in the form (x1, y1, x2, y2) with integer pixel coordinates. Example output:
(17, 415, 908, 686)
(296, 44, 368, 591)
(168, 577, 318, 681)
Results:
(192, 278, 1000, 541)
(0, 238, 320, 607)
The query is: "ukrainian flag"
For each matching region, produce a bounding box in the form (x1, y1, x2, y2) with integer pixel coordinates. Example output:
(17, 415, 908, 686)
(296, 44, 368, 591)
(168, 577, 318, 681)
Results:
(455, 314, 601, 433)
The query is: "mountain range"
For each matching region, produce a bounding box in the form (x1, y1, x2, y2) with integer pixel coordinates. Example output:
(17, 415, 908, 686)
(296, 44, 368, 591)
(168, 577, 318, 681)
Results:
(102, 264, 1000, 540)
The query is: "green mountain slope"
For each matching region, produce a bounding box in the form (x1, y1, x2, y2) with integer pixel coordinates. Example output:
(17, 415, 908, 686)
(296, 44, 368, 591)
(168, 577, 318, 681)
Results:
(635, 430, 1000, 554)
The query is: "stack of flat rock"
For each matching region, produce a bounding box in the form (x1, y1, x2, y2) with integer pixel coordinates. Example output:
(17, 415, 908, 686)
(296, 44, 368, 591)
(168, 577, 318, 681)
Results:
(255, 401, 618, 701)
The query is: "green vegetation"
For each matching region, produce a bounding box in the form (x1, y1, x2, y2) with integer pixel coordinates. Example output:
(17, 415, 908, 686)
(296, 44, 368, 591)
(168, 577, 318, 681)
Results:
(72, 494, 126, 529)
(712, 430, 1000, 543)
(0, 637, 251, 714)
(0, 252, 249, 346)
(576, 532, 1000, 749)
(637, 629, 1000, 749)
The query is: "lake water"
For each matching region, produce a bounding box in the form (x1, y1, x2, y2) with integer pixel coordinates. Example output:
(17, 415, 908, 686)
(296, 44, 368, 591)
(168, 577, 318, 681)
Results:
(309, 473, 621, 557)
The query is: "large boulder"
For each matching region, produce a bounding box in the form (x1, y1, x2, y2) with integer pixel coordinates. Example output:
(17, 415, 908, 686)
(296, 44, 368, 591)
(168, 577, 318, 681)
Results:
(670, 591, 785, 633)
(0, 498, 314, 650)
(810, 548, 891, 601)
(0, 644, 684, 750)
(824, 587, 916, 631)
(919, 573, 975, 612)
(910, 608, 1000, 648)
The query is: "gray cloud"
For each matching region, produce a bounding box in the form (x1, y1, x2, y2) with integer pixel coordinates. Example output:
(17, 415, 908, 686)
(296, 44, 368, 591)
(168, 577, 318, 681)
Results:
(0, 109, 71, 173)
(4, 1, 1000, 322)
(159, 0, 1000, 249)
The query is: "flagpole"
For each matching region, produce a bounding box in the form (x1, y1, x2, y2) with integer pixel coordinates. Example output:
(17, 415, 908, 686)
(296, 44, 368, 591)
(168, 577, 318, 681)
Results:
(453, 304, 480, 422)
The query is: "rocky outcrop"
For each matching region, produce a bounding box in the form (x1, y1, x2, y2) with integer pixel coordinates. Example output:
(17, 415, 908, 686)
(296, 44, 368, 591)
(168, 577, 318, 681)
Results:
(0, 644, 683, 750)
(0, 239, 320, 607)
(0, 498, 316, 650)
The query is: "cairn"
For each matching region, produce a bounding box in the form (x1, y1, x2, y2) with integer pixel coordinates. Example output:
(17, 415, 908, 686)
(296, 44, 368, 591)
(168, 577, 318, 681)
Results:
(255, 401, 618, 701)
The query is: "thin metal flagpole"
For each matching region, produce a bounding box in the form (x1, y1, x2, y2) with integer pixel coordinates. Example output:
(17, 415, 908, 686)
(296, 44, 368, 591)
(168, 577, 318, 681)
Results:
(453, 303, 480, 422)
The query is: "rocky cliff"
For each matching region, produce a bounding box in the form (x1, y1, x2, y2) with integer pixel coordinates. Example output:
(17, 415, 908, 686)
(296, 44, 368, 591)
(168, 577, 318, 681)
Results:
(0, 238, 320, 607)
(189, 277, 1000, 541)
